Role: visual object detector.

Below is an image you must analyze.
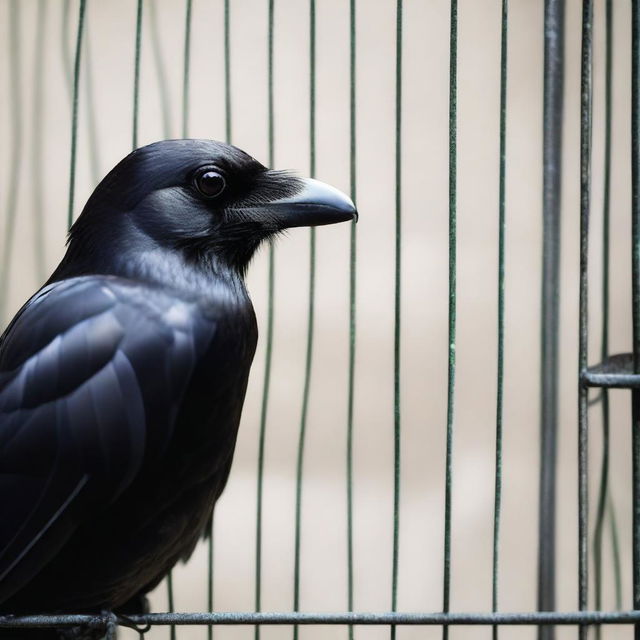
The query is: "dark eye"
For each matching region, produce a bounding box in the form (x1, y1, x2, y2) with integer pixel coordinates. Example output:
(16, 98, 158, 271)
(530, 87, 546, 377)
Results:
(194, 169, 226, 198)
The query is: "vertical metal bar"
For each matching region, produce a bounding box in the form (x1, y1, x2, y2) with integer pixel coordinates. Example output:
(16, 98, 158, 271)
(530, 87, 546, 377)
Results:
(608, 493, 623, 609)
(492, 2, 508, 639)
(631, 4, 640, 638)
(578, 2, 593, 639)
(160, 12, 195, 640)
(83, 25, 100, 185)
(347, 2, 357, 640)
(0, 0, 23, 324)
(207, 0, 233, 633)
(293, 3, 317, 639)
(62, 0, 72, 89)
(594, 395, 611, 627)
(61, 0, 100, 186)
(32, 0, 47, 284)
(167, 571, 176, 640)
(207, 533, 214, 640)
(67, 0, 87, 229)
(390, 3, 402, 640)
(164, 7, 194, 640)
(538, 3, 565, 638)
(224, 0, 232, 144)
(132, 0, 143, 150)
(255, 2, 276, 639)
(594, 2, 621, 636)
(267, 0, 274, 172)
(148, 0, 173, 139)
(182, 0, 193, 139)
(442, 2, 457, 639)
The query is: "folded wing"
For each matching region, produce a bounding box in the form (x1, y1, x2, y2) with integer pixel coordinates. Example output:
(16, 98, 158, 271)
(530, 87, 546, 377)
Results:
(0, 277, 216, 605)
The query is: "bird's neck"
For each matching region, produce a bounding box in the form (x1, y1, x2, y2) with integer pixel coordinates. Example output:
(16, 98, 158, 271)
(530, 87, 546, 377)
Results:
(48, 220, 249, 304)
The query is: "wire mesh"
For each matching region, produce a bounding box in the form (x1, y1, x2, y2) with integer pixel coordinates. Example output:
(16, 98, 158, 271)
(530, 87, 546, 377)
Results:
(1, 1, 640, 639)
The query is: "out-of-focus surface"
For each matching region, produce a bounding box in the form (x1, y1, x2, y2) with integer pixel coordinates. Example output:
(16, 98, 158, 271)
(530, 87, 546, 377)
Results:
(0, 0, 635, 638)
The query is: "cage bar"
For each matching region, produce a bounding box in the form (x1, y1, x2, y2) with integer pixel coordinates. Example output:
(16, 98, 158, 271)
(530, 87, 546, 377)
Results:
(578, 4, 594, 640)
(7, 611, 640, 628)
(66, 0, 87, 229)
(491, 2, 508, 639)
(593, 6, 622, 635)
(132, 0, 143, 150)
(390, 3, 402, 640)
(255, 4, 276, 640)
(148, 0, 172, 139)
(182, 0, 193, 139)
(292, 4, 317, 639)
(538, 3, 565, 637)
(442, 2, 457, 640)
(632, 3, 640, 639)
(346, 2, 357, 640)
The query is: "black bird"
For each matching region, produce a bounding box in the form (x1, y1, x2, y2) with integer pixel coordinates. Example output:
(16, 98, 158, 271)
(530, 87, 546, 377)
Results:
(0, 139, 355, 629)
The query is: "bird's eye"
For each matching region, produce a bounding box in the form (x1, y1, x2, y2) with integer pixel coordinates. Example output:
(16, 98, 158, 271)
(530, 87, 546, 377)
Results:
(194, 169, 226, 198)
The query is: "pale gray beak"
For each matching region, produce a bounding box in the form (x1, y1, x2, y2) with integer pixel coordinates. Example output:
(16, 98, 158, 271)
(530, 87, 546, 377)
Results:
(268, 177, 357, 228)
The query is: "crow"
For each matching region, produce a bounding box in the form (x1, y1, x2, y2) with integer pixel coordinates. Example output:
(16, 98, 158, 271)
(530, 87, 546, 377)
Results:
(0, 139, 356, 634)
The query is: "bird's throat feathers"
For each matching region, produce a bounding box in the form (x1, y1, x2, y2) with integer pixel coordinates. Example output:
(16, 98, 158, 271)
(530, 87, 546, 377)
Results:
(50, 212, 252, 301)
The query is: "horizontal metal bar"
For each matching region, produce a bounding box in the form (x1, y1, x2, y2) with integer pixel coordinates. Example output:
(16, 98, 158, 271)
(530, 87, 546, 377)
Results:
(582, 353, 640, 388)
(583, 372, 640, 388)
(4, 611, 640, 628)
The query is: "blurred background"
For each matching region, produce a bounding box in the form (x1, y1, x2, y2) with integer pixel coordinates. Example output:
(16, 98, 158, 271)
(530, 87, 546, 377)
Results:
(0, 0, 635, 638)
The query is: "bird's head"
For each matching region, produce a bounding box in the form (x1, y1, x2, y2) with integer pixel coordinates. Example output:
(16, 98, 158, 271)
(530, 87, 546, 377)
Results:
(66, 139, 356, 279)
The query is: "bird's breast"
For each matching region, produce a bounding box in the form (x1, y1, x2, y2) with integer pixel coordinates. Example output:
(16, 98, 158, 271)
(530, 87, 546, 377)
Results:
(161, 296, 257, 482)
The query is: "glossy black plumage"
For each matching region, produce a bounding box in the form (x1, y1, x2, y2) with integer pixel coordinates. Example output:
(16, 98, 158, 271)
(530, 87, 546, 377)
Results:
(0, 139, 355, 625)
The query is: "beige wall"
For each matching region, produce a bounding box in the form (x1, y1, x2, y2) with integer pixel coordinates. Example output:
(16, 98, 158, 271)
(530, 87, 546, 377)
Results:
(0, 1, 635, 638)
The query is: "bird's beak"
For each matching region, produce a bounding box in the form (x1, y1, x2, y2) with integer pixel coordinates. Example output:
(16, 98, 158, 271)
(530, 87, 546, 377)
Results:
(267, 177, 358, 228)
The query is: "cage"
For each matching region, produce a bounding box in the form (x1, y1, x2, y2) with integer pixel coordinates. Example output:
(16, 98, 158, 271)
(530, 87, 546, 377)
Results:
(0, 1, 638, 639)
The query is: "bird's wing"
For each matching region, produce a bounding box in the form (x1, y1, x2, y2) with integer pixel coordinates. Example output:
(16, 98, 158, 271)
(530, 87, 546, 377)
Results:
(0, 276, 216, 604)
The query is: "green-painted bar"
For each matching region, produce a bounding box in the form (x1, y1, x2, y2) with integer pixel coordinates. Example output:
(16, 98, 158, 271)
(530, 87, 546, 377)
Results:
(608, 495, 623, 609)
(255, 2, 276, 639)
(148, 0, 173, 139)
(492, 2, 508, 640)
(61, 2, 100, 186)
(442, 2, 457, 640)
(164, 5, 195, 639)
(182, 0, 193, 139)
(390, 3, 402, 640)
(132, 0, 143, 150)
(224, 0, 232, 144)
(593, 3, 621, 638)
(347, 2, 357, 640)
(66, 0, 87, 229)
(293, 3, 317, 639)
